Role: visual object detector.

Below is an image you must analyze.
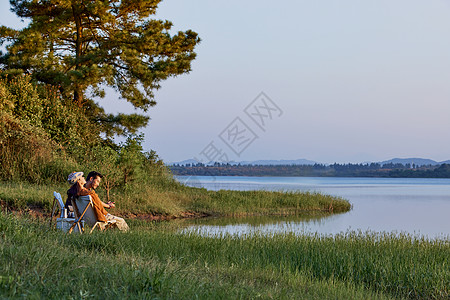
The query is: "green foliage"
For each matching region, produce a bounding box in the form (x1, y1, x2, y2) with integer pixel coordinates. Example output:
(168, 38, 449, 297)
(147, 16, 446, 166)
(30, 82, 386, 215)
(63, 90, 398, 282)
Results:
(0, 79, 14, 112)
(0, 110, 80, 183)
(0, 74, 168, 189)
(83, 135, 169, 199)
(97, 112, 151, 138)
(0, 73, 101, 182)
(37, 85, 99, 155)
(85, 144, 122, 202)
(2, 74, 43, 126)
(118, 135, 147, 186)
(0, 73, 98, 149)
(0, 111, 52, 182)
(1, 0, 200, 135)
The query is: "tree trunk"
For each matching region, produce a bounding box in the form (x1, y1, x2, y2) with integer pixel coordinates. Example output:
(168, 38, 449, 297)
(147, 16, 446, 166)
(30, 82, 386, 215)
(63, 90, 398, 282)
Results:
(106, 186, 110, 202)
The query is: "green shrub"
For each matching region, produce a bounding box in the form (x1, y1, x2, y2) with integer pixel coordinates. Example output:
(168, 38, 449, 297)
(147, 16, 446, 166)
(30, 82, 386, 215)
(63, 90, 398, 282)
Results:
(0, 112, 52, 181)
(1, 74, 43, 127)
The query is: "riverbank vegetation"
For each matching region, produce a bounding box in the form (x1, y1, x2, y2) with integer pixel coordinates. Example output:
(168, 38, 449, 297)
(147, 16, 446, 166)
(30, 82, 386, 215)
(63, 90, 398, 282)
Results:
(170, 162, 450, 178)
(0, 180, 350, 218)
(1, 212, 448, 299)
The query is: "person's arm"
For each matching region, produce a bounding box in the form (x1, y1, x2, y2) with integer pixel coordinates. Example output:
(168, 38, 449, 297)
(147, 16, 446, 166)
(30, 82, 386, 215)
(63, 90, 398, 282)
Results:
(86, 188, 115, 210)
(101, 201, 115, 209)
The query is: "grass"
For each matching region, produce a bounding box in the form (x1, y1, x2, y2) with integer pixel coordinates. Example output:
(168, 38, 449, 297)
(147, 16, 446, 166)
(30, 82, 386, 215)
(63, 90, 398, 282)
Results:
(2, 179, 446, 299)
(1, 212, 448, 299)
(0, 180, 351, 217)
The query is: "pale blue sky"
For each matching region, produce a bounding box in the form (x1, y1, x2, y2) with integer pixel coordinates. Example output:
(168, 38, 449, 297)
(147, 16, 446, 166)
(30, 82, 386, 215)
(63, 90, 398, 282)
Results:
(2, 0, 450, 163)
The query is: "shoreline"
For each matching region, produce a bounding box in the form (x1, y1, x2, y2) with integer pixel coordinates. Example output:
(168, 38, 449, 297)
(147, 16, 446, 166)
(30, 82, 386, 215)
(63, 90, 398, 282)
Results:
(4, 205, 343, 223)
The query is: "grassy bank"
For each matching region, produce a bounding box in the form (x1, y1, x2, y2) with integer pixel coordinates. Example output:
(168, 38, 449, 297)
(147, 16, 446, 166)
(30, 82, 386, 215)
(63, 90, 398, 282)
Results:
(0, 180, 351, 217)
(1, 212, 448, 299)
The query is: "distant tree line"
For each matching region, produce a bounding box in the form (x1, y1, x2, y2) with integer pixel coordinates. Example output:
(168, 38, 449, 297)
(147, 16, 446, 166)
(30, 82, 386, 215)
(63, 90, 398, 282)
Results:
(169, 163, 450, 178)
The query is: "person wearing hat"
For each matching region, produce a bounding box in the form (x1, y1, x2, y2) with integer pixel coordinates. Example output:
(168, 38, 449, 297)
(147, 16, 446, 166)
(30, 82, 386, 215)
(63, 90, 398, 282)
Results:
(84, 171, 129, 232)
(65, 171, 90, 210)
(66, 171, 129, 232)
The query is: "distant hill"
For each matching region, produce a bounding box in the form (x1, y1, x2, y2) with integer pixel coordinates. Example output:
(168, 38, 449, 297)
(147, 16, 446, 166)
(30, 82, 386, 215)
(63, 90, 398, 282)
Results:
(238, 159, 318, 166)
(169, 158, 317, 166)
(379, 158, 440, 166)
(170, 157, 449, 167)
(169, 160, 450, 178)
(169, 159, 200, 166)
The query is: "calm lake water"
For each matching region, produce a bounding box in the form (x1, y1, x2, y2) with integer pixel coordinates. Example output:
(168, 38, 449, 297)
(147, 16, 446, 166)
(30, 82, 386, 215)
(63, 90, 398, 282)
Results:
(175, 176, 450, 239)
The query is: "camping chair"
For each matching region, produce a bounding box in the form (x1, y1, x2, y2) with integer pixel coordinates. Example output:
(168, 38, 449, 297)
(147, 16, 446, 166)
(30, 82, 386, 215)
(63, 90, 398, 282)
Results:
(50, 192, 81, 232)
(68, 195, 116, 234)
(49, 191, 65, 226)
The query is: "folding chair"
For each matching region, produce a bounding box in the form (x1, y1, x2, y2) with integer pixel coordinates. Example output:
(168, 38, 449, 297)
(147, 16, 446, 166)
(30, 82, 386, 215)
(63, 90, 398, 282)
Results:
(49, 191, 65, 226)
(50, 191, 81, 232)
(68, 195, 116, 234)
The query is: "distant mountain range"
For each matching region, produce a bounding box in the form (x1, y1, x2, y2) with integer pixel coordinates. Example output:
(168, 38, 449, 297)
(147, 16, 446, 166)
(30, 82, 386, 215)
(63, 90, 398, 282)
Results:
(170, 158, 317, 166)
(238, 159, 317, 165)
(170, 157, 450, 166)
(379, 158, 450, 166)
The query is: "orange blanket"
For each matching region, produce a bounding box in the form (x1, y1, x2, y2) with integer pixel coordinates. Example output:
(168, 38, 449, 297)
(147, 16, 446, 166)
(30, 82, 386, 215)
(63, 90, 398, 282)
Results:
(72, 182, 108, 222)
(87, 190, 108, 223)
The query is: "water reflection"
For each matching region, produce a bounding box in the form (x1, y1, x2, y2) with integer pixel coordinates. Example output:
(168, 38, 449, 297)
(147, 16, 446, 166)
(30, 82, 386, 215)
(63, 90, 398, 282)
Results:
(181, 213, 343, 237)
(176, 176, 450, 239)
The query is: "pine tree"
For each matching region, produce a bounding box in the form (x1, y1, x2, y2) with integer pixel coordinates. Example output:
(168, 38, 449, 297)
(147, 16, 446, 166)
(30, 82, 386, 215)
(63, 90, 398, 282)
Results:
(0, 0, 200, 136)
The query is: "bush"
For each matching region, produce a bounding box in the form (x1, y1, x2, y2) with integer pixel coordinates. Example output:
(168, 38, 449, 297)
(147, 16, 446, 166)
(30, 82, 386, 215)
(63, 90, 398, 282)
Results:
(0, 72, 170, 195)
(0, 111, 80, 183)
(0, 74, 87, 183)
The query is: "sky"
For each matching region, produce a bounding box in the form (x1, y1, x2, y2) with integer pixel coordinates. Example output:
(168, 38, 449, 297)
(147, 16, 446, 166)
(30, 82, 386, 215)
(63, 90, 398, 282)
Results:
(2, 0, 450, 164)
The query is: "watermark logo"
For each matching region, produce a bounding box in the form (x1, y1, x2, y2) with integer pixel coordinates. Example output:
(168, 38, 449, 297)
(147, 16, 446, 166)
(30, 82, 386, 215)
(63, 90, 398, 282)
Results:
(219, 117, 258, 156)
(193, 91, 282, 165)
(185, 91, 283, 188)
(198, 141, 229, 163)
(181, 91, 282, 189)
(244, 92, 283, 132)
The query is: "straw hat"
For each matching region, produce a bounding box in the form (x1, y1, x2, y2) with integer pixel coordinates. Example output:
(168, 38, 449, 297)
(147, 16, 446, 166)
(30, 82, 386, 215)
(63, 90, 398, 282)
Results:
(67, 172, 84, 184)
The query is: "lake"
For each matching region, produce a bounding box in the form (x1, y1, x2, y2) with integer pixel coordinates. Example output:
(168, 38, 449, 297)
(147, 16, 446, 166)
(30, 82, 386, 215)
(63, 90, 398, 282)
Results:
(175, 176, 450, 239)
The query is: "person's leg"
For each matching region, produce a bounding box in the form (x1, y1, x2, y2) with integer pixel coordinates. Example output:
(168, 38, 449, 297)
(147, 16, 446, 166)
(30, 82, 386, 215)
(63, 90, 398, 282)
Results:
(105, 213, 129, 231)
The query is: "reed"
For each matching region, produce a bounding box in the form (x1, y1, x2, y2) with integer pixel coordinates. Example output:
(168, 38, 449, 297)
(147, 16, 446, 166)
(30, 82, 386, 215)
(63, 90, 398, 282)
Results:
(1, 212, 447, 299)
(103, 229, 448, 299)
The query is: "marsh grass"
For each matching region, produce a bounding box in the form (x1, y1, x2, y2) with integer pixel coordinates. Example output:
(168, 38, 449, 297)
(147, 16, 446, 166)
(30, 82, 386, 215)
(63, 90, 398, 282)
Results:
(1, 212, 447, 299)
(0, 212, 392, 299)
(0, 181, 351, 217)
(0, 182, 67, 210)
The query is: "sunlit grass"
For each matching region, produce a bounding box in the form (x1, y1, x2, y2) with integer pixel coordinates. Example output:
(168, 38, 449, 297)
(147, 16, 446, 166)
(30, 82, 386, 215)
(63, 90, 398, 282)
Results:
(0, 180, 351, 217)
(0, 181, 66, 210)
(1, 212, 447, 299)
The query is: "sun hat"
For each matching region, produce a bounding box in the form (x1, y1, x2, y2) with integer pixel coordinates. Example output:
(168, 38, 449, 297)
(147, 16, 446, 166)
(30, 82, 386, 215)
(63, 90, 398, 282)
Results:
(67, 172, 84, 184)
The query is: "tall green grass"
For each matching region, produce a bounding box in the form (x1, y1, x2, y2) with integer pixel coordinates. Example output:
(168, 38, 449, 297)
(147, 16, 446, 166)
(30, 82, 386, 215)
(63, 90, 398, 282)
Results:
(98, 229, 448, 299)
(0, 212, 397, 299)
(0, 181, 351, 217)
(1, 212, 447, 299)
(0, 182, 66, 211)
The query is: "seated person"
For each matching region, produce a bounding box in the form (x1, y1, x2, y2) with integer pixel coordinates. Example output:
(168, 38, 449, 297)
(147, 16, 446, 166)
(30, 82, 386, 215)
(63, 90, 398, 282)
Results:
(84, 171, 129, 232)
(65, 171, 129, 232)
(66, 171, 89, 212)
